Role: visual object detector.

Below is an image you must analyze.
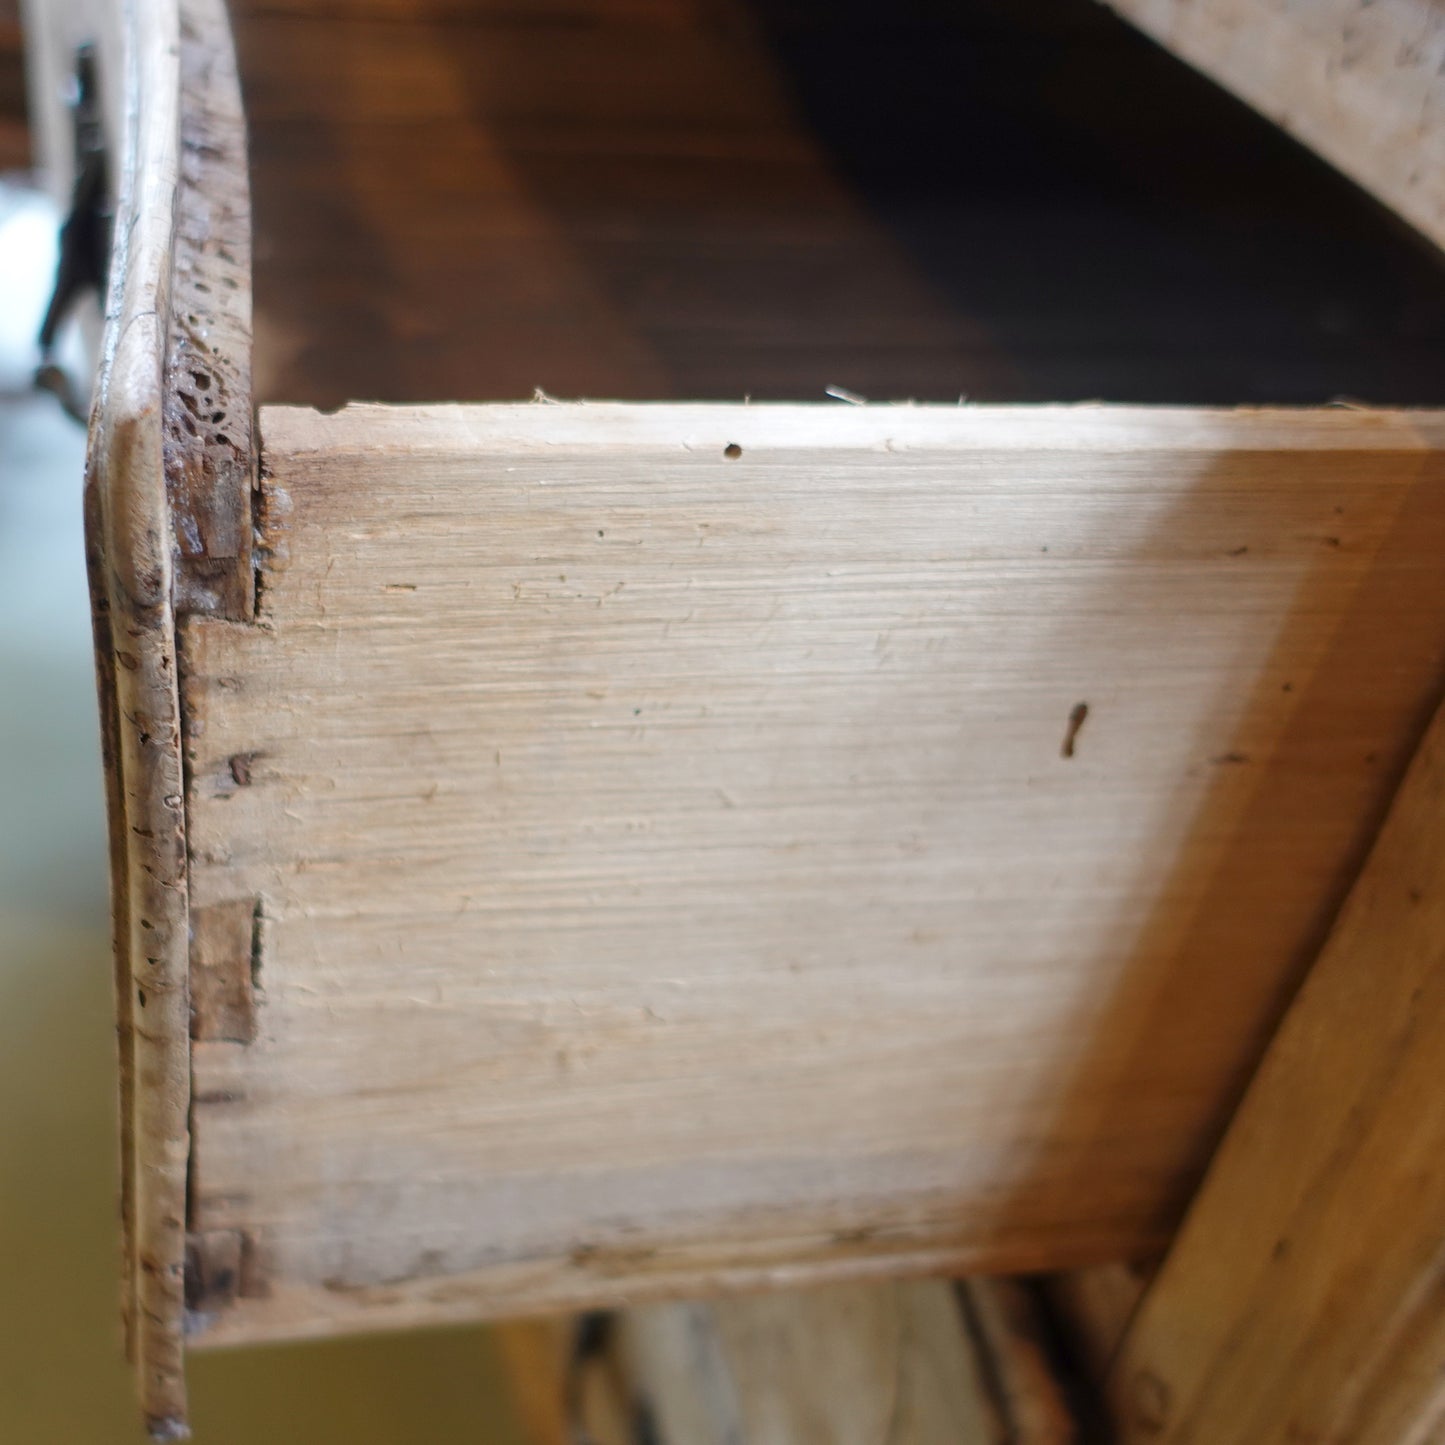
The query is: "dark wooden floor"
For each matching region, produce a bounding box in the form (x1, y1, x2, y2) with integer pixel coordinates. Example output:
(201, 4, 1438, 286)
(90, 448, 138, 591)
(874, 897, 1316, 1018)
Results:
(0, 0, 27, 172)
(233, 0, 1445, 408)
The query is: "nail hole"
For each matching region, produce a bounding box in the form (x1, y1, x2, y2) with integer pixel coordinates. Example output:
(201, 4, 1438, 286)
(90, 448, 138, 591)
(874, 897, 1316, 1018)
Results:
(724, 443, 742, 459)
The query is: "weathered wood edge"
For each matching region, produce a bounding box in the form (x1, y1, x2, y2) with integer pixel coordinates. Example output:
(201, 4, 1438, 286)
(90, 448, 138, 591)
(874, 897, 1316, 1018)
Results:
(86, 0, 253, 1435)
(164, 0, 254, 620)
(187, 1220, 1162, 1352)
(1104, 0, 1445, 257)
(85, 0, 190, 1435)
(258, 401, 1445, 456)
(1108, 690, 1445, 1443)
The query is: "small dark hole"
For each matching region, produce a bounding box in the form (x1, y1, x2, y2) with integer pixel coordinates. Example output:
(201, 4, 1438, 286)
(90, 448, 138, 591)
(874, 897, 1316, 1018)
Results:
(724, 443, 742, 459)
(191, 370, 211, 390)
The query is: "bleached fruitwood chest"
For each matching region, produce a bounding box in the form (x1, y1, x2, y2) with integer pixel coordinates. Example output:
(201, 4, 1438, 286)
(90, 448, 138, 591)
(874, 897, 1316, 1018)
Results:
(34, 0, 1445, 1435)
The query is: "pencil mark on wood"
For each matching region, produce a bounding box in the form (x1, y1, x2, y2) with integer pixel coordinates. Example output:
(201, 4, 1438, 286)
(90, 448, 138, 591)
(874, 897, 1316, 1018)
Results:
(1061, 702, 1090, 759)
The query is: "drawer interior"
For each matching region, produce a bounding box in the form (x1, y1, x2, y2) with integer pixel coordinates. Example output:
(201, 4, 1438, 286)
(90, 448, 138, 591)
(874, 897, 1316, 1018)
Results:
(233, 0, 1445, 410)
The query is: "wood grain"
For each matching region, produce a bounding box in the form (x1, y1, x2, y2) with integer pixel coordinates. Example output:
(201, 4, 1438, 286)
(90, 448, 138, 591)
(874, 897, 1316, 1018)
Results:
(178, 401, 1445, 1347)
(1106, 0, 1445, 255)
(53, 0, 253, 1431)
(1110, 687, 1445, 1443)
(163, 0, 255, 619)
(63, 0, 1445, 1431)
(78, 0, 193, 1434)
(229, 0, 1445, 409)
(189, 899, 257, 1045)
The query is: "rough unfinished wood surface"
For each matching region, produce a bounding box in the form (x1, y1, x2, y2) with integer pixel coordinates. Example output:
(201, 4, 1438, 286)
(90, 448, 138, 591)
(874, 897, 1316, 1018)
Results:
(163, 0, 254, 619)
(1105, 0, 1445, 255)
(55, 0, 254, 1432)
(78, 0, 192, 1434)
(178, 401, 1445, 1346)
(1109, 688, 1445, 1444)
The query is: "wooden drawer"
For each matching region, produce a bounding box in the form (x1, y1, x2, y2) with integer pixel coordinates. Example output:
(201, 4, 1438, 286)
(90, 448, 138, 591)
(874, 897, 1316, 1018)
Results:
(40, 0, 1445, 1433)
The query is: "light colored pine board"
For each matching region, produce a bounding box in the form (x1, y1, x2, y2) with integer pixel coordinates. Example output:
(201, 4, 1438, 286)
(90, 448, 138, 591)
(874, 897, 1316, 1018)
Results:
(1105, 0, 1445, 254)
(178, 400, 1445, 1347)
(1109, 690, 1445, 1444)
